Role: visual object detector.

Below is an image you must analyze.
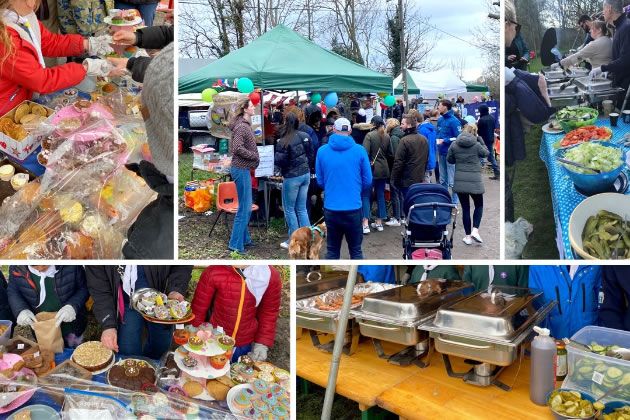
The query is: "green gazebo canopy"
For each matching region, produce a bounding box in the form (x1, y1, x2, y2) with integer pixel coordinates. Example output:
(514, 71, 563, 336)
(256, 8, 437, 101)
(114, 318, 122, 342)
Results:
(178, 24, 393, 94)
(465, 83, 489, 92)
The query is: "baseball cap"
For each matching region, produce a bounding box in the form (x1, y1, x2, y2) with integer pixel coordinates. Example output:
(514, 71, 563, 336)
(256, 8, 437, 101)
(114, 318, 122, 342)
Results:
(334, 118, 351, 131)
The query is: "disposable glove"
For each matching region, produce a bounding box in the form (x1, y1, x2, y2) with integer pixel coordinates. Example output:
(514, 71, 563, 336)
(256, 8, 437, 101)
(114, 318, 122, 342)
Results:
(589, 67, 603, 80)
(249, 343, 268, 362)
(88, 35, 114, 56)
(83, 58, 114, 77)
(550, 63, 561, 70)
(55, 305, 76, 328)
(17, 310, 36, 327)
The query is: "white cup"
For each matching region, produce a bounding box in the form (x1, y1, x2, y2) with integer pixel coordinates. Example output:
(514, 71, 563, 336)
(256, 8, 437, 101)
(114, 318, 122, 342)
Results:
(109, 8, 120, 17)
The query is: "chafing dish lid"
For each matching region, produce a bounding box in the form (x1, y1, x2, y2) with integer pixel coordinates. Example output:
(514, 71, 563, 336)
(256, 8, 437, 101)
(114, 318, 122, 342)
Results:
(358, 279, 474, 321)
(432, 286, 545, 338)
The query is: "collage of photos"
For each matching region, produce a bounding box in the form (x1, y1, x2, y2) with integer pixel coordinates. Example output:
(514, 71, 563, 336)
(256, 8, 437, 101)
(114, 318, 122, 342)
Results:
(0, 0, 629, 419)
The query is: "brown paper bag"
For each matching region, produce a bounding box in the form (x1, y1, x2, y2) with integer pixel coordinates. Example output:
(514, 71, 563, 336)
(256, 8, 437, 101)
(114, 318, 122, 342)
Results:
(32, 312, 64, 353)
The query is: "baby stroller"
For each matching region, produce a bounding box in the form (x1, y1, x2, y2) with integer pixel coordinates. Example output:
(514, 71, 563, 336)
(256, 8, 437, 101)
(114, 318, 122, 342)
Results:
(402, 183, 457, 259)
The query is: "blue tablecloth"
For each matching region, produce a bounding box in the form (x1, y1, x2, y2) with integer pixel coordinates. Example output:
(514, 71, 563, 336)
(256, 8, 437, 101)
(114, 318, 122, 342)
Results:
(539, 119, 630, 259)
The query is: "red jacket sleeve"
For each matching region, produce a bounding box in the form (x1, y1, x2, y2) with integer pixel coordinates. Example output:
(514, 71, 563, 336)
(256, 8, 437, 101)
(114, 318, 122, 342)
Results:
(39, 22, 85, 58)
(190, 267, 216, 327)
(254, 266, 282, 348)
(0, 30, 86, 95)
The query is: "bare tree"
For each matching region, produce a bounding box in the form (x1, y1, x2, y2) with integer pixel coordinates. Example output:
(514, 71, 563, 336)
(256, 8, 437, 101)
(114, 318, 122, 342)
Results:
(449, 55, 468, 80)
(470, 0, 500, 99)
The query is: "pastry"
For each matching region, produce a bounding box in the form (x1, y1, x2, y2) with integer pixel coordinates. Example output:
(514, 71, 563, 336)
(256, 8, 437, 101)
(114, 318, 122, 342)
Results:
(270, 384, 286, 399)
(37, 150, 49, 166)
(212, 326, 224, 336)
(233, 391, 252, 410)
(80, 214, 106, 238)
(209, 354, 228, 370)
(59, 200, 83, 223)
(7, 339, 32, 355)
(217, 335, 235, 351)
(64, 232, 93, 259)
(10, 173, 28, 191)
(252, 399, 269, 414)
(277, 397, 290, 411)
(0, 164, 15, 181)
(240, 355, 254, 368)
(177, 346, 189, 357)
(262, 392, 277, 406)
(182, 356, 197, 368)
(72, 341, 113, 372)
(253, 379, 269, 394)
(243, 387, 257, 399)
(131, 392, 149, 407)
(111, 12, 124, 24)
(205, 379, 230, 400)
(73, 99, 91, 111)
(102, 83, 116, 93)
(30, 103, 47, 116)
(169, 301, 188, 319)
(232, 374, 247, 385)
(199, 322, 212, 331)
(243, 407, 260, 419)
(153, 305, 169, 320)
(273, 369, 289, 382)
(256, 362, 275, 374)
(23, 353, 43, 369)
(13, 409, 30, 420)
(13, 103, 29, 124)
(57, 117, 81, 133)
(185, 325, 198, 334)
(173, 329, 189, 345)
(124, 46, 137, 56)
(12, 360, 24, 371)
(182, 380, 203, 397)
(125, 10, 137, 20)
(240, 365, 255, 379)
(258, 371, 275, 383)
(152, 392, 168, 406)
(19, 113, 37, 124)
(272, 406, 289, 419)
(141, 383, 159, 393)
(168, 385, 187, 398)
(188, 336, 203, 351)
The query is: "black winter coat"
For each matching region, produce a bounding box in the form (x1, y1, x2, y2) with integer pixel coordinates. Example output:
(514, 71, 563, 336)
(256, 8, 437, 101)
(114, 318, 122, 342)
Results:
(600, 266, 630, 331)
(275, 131, 313, 178)
(86, 266, 193, 331)
(477, 106, 496, 145)
(126, 26, 173, 83)
(0, 271, 11, 324)
(393, 104, 403, 120)
(390, 128, 429, 188)
(7, 266, 89, 335)
(123, 161, 173, 259)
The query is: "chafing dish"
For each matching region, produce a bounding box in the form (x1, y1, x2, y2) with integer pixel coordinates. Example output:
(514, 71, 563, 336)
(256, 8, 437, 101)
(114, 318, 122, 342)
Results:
(352, 279, 474, 367)
(574, 77, 614, 92)
(568, 67, 590, 78)
(296, 270, 364, 300)
(544, 69, 567, 79)
(421, 286, 556, 390)
(296, 282, 400, 355)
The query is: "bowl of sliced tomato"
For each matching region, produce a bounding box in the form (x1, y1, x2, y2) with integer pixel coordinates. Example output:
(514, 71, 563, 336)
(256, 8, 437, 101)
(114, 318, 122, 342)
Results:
(554, 125, 613, 149)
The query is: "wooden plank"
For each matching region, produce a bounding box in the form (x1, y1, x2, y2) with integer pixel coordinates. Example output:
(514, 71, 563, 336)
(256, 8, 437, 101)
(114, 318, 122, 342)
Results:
(376, 350, 557, 420)
(297, 334, 421, 408)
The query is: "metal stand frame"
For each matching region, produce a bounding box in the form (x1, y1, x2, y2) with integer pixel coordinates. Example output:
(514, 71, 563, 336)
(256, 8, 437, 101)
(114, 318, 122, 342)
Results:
(441, 354, 512, 391)
(309, 323, 360, 356)
(372, 338, 433, 369)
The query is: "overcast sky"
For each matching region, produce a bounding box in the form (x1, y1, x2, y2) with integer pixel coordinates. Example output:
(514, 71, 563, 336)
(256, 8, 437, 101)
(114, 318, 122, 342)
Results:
(417, 2, 495, 81)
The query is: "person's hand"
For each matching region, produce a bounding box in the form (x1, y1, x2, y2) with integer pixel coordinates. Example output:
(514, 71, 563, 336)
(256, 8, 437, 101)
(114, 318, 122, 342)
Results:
(249, 343, 268, 361)
(538, 74, 552, 107)
(87, 35, 114, 56)
(589, 67, 603, 80)
(158, 8, 173, 24)
(436, 138, 444, 145)
(112, 30, 136, 45)
(550, 63, 561, 70)
(168, 291, 185, 302)
(519, 57, 529, 62)
(101, 328, 119, 352)
(107, 57, 129, 77)
(507, 54, 517, 61)
(83, 58, 114, 77)
(17, 310, 36, 327)
(55, 305, 76, 328)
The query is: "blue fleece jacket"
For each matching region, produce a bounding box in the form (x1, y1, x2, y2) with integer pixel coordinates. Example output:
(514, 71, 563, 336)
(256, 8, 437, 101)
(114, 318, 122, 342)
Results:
(419, 122, 437, 170)
(437, 110, 462, 156)
(316, 133, 372, 211)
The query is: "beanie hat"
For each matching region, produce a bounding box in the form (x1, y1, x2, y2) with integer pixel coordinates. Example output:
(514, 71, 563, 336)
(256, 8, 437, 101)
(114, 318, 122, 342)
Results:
(142, 43, 174, 178)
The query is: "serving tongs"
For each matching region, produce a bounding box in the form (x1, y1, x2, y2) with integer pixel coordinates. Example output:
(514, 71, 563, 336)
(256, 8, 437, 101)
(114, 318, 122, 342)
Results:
(555, 155, 601, 173)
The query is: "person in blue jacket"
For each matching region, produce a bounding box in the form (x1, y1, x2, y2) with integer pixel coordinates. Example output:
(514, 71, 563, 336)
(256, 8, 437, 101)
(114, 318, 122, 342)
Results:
(436, 99, 462, 205)
(8, 265, 89, 348)
(416, 111, 437, 183)
(600, 266, 630, 331)
(529, 265, 601, 340)
(316, 117, 372, 259)
(358, 266, 396, 284)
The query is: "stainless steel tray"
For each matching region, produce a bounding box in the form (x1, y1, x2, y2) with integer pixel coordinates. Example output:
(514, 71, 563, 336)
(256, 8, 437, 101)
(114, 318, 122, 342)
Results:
(545, 70, 566, 79)
(548, 85, 580, 96)
(568, 67, 590, 77)
(355, 280, 474, 322)
(574, 77, 613, 92)
(296, 270, 364, 300)
(427, 286, 546, 341)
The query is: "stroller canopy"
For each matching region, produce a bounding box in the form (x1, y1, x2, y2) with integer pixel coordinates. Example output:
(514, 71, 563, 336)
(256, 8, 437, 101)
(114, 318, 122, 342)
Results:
(403, 183, 454, 227)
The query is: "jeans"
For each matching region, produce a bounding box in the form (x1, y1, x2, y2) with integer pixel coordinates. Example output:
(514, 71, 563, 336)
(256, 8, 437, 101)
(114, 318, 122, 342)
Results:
(438, 154, 459, 205)
(390, 184, 403, 220)
(118, 305, 174, 359)
(115, 1, 158, 26)
(362, 179, 386, 220)
(484, 140, 499, 173)
(229, 167, 253, 252)
(458, 192, 484, 235)
(324, 208, 363, 259)
(282, 173, 311, 241)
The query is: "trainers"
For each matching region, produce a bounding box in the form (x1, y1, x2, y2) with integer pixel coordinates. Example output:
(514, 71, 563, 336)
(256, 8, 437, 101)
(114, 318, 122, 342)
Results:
(386, 218, 401, 226)
(363, 226, 371, 234)
(462, 237, 472, 245)
(280, 241, 289, 249)
(228, 248, 248, 256)
(471, 232, 484, 243)
(376, 224, 384, 232)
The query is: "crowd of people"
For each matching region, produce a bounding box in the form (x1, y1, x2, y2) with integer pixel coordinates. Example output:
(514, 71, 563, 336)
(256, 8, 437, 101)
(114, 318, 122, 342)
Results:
(0, 265, 282, 363)
(226, 92, 499, 259)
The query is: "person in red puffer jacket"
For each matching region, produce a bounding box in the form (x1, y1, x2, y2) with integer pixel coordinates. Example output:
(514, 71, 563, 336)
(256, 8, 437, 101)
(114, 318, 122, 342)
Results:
(191, 265, 282, 362)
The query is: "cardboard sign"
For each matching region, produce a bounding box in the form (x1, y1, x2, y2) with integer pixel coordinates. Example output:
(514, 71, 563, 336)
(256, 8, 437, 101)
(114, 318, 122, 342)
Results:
(255, 145, 274, 177)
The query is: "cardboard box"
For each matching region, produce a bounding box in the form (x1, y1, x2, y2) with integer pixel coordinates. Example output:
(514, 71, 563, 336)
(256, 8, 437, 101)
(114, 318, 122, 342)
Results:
(0, 100, 55, 161)
(0, 158, 37, 207)
(191, 144, 216, 170)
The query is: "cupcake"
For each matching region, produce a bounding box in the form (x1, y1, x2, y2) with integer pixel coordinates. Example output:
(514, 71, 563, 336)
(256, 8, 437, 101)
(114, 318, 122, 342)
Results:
(253, 379, 269, 394)
(0, 164, 15, 181)
(124, 46, 137, 58)
(169, 302, 188, 320)
(185, 325, 198, 334)
(252, 399, 269, 414)
(173, 329, 190, 346)
(10, 173, 28, 191)
(209, 354, 228, 370)
(240, 355, 254, 368)
(200, 322, 212, 331)
(141, 383, 159, 394)
(262, 392, 278, 407)
(233, 391, 252, 410)
(182, 356, 197, 368)
(217, 335, 235, 351)
(130, 392, 149, 407)
(272, 406, 288, 419)
(188, 336, 203, 351)
(153, 305, 169, 320)
(111, 11, 124, 24)
(59, 200, 83, 223)
(212, 326, 224, 336)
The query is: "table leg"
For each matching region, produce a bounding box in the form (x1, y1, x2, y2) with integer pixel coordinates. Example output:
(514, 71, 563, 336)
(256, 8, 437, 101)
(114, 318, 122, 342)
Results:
(360, 405, 388, 420)
(299, 377, 309, 394)
(264, 181, 270, 230)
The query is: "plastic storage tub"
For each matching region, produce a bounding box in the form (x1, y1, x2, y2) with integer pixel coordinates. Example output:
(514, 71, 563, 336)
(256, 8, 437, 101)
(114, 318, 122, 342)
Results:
(0, 320, 11, 345)
(562, 326, 630, 402)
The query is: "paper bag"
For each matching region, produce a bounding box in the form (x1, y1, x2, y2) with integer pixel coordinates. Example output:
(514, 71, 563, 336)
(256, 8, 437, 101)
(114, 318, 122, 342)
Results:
(32, 312, 64, 353)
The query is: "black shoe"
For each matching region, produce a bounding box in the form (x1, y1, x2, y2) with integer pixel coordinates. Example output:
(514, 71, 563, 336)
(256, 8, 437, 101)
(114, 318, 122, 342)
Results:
(244, 242, 258, 248)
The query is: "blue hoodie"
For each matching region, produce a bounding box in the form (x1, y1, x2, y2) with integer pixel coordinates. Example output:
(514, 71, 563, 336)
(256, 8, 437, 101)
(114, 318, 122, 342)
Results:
(437, 110, 462, 156)
(529, 265, 601, 339)
(418, 122, 437, 170)
(316, 133, 372, 211)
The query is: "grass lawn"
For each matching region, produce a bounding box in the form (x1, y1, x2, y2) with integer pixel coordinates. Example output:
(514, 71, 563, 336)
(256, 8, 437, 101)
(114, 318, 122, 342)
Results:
(178, 153, 220, 197)
(511, 123, 559, 259)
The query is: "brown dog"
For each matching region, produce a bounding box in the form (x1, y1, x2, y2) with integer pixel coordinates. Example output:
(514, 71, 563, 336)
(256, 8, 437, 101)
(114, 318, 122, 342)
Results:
(288, 222, 326, 259)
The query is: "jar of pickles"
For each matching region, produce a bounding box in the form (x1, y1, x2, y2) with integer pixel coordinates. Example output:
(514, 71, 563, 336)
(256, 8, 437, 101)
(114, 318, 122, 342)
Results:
(556, 339, 567, 381)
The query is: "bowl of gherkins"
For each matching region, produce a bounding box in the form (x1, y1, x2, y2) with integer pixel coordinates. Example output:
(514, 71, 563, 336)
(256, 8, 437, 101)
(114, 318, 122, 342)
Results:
(558, 107, 599, 132)
(569, 194, 630, 259)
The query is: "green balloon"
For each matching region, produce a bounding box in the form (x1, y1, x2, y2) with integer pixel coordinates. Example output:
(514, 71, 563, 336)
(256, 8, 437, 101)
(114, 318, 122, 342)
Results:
(311, 93, 321, 104)
(202, 88, 217, 102)
(384, 95, 395, 107)
(237, 77, 254, 93)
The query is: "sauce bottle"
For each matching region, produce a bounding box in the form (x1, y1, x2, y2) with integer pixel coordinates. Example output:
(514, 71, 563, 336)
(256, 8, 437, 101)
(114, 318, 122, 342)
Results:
(530, 326, 557, 405)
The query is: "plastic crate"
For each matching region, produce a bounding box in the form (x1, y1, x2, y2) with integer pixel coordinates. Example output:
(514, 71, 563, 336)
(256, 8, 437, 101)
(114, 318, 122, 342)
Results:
(562, 326, 630, 402)
(0, 320, 10, 345)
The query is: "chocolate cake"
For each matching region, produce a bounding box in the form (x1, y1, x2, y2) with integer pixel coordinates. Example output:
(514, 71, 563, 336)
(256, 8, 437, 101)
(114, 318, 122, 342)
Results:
(7, 339, 32, 356)
(108, 360, 156, 391)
